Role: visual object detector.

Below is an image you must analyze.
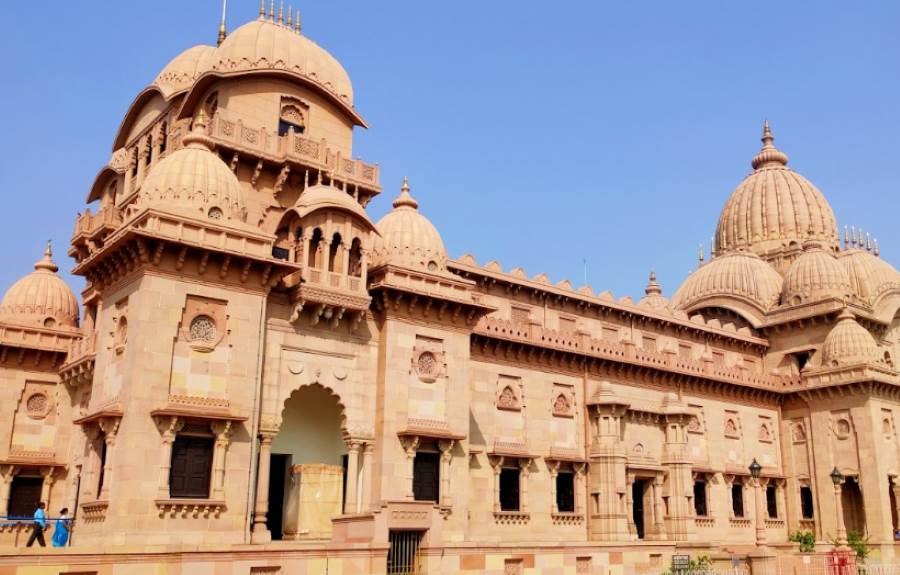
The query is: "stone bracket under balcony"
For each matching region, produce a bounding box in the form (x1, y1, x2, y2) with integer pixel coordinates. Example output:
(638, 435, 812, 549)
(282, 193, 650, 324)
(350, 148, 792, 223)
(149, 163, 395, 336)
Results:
(283, 269, 370, 329)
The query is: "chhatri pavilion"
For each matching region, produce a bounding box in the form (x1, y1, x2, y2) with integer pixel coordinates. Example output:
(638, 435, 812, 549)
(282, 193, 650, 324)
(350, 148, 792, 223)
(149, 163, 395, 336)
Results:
(1, 4, 899, 575)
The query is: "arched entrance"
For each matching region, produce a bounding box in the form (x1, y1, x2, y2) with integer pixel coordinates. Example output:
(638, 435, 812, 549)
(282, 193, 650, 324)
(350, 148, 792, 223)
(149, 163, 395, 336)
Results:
(268, 384, 347, 540)
(841, 476, 866, 536)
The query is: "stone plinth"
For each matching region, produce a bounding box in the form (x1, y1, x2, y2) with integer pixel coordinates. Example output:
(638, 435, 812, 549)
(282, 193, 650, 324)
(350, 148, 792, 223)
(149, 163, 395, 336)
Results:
(283, 463, 344, 540)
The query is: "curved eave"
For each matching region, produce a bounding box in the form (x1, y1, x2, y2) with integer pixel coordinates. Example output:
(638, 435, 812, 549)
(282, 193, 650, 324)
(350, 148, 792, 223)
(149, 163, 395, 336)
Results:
(676, 295, 769, 329)
(85, 166, 120, 204)
(177, 69, 367, 128)
(872, 290, 900, 324)
(111, 85, 173, 151)
(284, 203, 379, 235)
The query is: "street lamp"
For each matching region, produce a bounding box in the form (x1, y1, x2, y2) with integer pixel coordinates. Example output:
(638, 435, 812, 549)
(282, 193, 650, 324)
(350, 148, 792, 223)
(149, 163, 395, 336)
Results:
(749, 459, 766, 546)
(831, 467, 847, 546)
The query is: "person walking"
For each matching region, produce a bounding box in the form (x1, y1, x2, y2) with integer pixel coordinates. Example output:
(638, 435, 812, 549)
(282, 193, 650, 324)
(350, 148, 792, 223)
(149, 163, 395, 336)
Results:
(51, 507, 70, 547)
(25, 502, 46, 547)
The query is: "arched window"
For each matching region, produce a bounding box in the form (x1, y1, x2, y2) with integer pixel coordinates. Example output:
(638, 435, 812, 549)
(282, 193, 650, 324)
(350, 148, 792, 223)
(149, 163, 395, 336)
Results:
(308, 228, 323, 268)
(278, 97, 307, 136)
(204, 92, 218, 119)
(293, 226, 304, 263)
(328, 233, 342, 273)
(348, 238, 363, 277)
(158, 121, 168, 155)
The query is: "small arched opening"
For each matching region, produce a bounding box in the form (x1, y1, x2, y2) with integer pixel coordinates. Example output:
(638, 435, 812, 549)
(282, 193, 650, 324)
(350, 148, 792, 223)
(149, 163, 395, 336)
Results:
(348, 238, 363, 277)
(308, 228, 323, 269)
(328, 233, 342, 273)
(841, 476, 866, 536)
(269, 384, 347, 541)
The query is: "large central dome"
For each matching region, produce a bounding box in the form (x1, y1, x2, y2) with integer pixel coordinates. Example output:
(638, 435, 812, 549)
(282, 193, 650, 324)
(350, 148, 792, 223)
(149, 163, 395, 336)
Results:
(714, 123, 839, 260)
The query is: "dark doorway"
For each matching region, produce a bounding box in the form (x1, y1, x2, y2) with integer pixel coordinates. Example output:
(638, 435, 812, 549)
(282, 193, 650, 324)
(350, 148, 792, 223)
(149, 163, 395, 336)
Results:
(841, 477, 866, 535)
(499, 468, 520, 511)
(169, 436, 214, 499)
(267, 454, 289, 540)
(556, 471, 575, 513)
(693, 480, 708, 516)
(413, 452, 440, 502)
(633, 479, 648, 539)
(800, 485, 815, 519)
(7, 476, 42, 518)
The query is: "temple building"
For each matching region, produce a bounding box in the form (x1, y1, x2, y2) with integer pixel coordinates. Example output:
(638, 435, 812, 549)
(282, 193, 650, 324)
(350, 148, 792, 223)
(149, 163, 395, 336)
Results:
(2, 4, 900, 575)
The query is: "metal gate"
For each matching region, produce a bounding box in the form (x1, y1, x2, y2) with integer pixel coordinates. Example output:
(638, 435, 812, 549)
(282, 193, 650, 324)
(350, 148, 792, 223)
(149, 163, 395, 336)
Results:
(387, 530, 424, 575)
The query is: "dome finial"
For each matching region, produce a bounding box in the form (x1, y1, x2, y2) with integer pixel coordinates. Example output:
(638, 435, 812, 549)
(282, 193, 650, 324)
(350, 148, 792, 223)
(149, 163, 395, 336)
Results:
(645, 270, 662, 296)
(295, 8, 301, 33)
(182, 108, 214, 150)
(259, 0, 266, 19)
(392, 176, 419, 210)
(35, 240, 58, 273)
(698, 243, 705, 264)
(751, 120, 789, 170)
(287, 5, 292, 28)
(278, 0, 284, 24)
(217, 0, 228, 46)
(874, 238, 880, 257)
(269, 0, 275, 22)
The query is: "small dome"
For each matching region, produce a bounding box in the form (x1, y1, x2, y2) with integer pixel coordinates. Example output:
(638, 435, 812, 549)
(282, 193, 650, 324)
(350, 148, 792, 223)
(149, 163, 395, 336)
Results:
(715, 122, 839, 259)
(781, 241, 851, 306)
(214, 18, 353, 106)
(154, 45, 216, 98)
(821, 309, 878, 367)
(137, 111, 248, 223)
(373, 178, 447, 273)
(0, 243, 78, 329)
(839, 248, 900, 305)
(292, 183, 375, 229)
(637, 271, 670, 311)
(672, 251, 783, 315)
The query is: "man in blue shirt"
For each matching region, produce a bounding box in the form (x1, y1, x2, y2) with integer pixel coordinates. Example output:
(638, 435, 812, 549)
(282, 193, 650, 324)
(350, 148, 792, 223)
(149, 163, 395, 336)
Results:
(25, 502, 46, 547)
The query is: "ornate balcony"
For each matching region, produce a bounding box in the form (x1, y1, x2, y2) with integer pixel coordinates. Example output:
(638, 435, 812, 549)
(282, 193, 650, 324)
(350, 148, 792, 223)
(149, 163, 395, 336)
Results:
(283, 266, 371, 328)
(60, 332, 97, 388)
(69, 206, 124, 261)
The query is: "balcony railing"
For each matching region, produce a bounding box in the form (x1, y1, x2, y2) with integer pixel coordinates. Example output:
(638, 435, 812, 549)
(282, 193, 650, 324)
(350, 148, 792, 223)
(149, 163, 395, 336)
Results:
(71, 206, 123, 240)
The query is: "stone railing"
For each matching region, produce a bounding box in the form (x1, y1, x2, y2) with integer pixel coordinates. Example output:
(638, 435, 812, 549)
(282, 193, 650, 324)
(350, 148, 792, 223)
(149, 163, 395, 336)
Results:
(694, 517, 716, 528)
(476, 317, 791, 391)
(209, 110, 380, 188)
(72, 205, 123, 240)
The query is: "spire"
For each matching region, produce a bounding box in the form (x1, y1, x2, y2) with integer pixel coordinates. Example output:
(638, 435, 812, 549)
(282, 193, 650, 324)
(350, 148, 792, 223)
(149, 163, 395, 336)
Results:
(259, 0, 266, 19)
(751, 120, 789, 170)
(844, 225, 849, 250)
(278, 0, 284, 24)
(698, 243, 705, 264)
(183, 108, 214, 150)
(217, 0, 228, 46)
(710, 236, 715, 258)
(295, 8, 301, 33)
(866, 232, 872, 252)
(287, 5, 292, 28)
(392, 176, 419, 210)
(874, 238, 880, 257)
(851, 225, 858, 248)
(35, 241, 58, 273)
(269, 0, 275, 22)
(645, 270, 662, 296)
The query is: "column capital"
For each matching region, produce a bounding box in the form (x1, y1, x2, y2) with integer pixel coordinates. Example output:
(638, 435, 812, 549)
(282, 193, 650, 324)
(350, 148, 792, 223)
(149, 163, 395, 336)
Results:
(259, 431, 277, 443)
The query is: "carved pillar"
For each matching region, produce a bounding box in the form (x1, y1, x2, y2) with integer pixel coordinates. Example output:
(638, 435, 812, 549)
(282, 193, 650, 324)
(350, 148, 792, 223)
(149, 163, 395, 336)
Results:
(155, 415, 183, 499)
(490, 456, 504, 512)
(588, 395, 631, 541)
(834, 481, 847, 545)
(80, 425, 100, 501)
(438, 439, 454, 508)
(340, 243, 350, 277)
(359, 251, 369, 285)
(136, 135, 149, 187)
(317, 239, 329, 270)
(518, 458, 530, 512)
(344, 441, 361, 513)
(754, 478, 768, 546)
(210, 421, 233, 500)
(68, 464, 82, 517)
(123, 148, 136, 196)
(652, 475, 667, 540)
(892, 482, 900, 535)
(0, 465, 18, 515)
(360, 442, 374, 511)
(97, 417, 120, 500)
(625, 472, 636, 537)
(401, 436, 419, 501)
(775, 480, 786, 520)
(251, 432, 275, 544)
(574, 462, 587, 514)
(40, 467, 56, 510)
(548, 460, 561, 513)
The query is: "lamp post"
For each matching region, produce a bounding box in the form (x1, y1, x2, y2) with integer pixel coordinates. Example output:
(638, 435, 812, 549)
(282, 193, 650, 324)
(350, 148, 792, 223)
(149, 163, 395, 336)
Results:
(831, 467, 847, 546)
(749, 459, 766, 546)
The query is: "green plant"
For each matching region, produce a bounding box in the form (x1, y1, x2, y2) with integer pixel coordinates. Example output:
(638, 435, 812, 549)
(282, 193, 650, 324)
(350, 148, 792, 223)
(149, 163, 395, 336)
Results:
(662, 555, 712, 575)
(846, 530, 872, 562)
(790, 529, 816, 553)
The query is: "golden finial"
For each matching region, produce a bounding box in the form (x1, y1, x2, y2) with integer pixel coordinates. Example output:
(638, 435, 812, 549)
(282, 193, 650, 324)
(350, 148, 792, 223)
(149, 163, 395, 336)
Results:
(698, 243, 705, 264)
(295, 8, 301, 33)
(194, 107, 209, 132)
(217, 0, 228, 46)
(259, 0, 266, 19)
(269, 0, 275, 21)
(866, 232, 872, 252)
(287, 5, 292, 28)
(278, 0, 284, 24)
(874, 239, 880, 257)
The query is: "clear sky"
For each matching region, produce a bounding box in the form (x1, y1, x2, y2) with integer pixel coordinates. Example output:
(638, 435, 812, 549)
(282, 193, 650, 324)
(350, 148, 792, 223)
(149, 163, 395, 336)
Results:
(1, 1, 898, 303)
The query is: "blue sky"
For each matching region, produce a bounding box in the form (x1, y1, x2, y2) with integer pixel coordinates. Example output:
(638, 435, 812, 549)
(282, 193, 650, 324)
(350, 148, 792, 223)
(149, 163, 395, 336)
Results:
(1, 1, 898, 302)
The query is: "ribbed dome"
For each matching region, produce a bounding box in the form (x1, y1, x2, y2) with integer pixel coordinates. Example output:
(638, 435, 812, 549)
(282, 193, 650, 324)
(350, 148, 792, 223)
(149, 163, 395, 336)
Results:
(672, 251, 783, 313)
(839, 248, 900, 305)
(213, 17, 353, 106)
(715, 123, 839, 259)
(372, 178, 447, 272)
(293, 183, 374, 226)
(137, 112, 248, 223)
(154, 45, 216, 98)
(0, 244, 78, 329)
(821, 309, 878, 367)
(637, 271, 670, 311)
(781, 241, 851, 306)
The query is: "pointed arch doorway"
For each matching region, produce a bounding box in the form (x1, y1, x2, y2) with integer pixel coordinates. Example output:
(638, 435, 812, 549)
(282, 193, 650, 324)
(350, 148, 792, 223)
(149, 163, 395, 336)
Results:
(268, 384, 348, 540)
